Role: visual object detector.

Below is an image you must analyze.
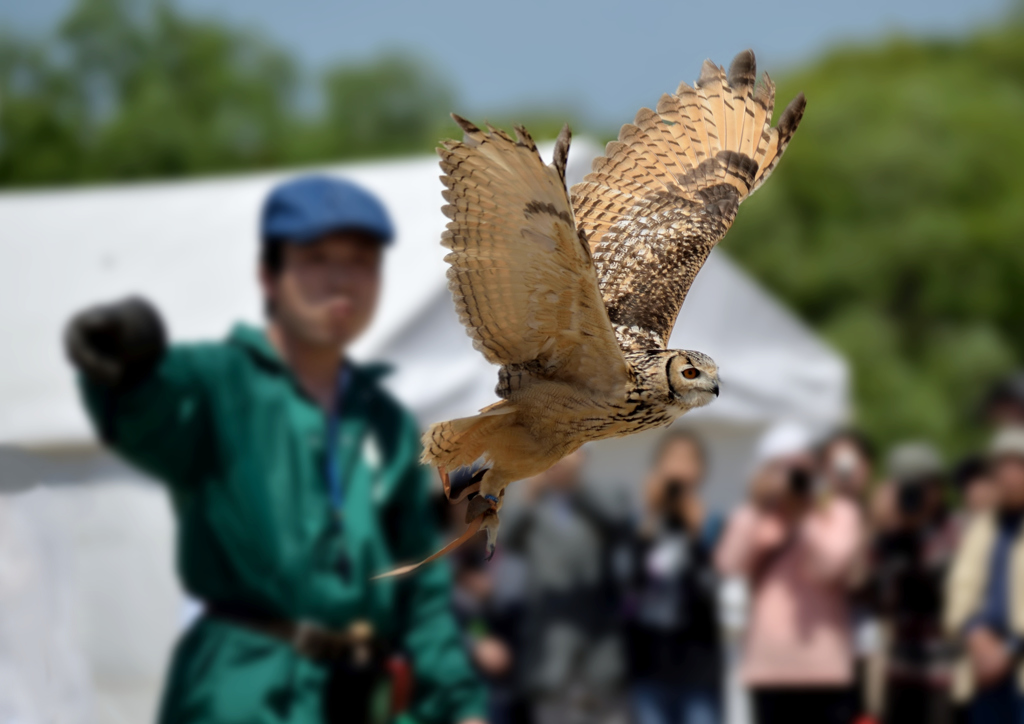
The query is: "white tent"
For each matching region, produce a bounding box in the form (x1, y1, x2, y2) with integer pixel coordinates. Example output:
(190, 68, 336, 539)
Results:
(0, 142, 848, 722)
(0, 138, 846, 448)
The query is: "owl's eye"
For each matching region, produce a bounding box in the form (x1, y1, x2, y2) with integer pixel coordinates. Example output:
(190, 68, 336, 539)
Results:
(682, 368, 700, 380)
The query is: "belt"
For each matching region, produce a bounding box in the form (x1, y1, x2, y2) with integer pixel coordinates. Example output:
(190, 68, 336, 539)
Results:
(206, 603, 377, 665)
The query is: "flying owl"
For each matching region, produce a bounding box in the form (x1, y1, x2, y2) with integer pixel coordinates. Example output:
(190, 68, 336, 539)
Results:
(380, 50, 805, 576)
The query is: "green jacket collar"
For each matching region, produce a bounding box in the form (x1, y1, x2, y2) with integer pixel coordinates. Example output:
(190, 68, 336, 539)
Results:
(228, 323, 393, 382)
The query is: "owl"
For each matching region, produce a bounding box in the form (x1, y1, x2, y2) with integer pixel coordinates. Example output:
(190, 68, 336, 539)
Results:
(380, 50, 805, 577)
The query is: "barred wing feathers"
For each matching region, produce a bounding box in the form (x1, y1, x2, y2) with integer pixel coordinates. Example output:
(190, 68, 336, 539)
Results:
(571, 50, 805, 351)
(439, 116, 630, 397)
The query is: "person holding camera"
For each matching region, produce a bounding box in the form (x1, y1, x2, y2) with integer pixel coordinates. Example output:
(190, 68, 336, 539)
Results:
(819, 431, 881, 721)
(821, 431, 876, 505)
(716, 422, 863, 724)
(867, 442, 961, 724)
(624, 430, 725, 724)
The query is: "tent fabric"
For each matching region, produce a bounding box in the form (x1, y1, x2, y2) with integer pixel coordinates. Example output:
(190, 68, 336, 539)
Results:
(0, 140, 847, 446)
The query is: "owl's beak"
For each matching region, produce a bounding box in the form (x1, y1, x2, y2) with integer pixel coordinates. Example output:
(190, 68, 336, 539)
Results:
(711, 382, 720, 397)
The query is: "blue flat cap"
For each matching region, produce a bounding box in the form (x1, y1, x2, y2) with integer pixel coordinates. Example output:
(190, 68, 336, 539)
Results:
(261, 175, 394, 245)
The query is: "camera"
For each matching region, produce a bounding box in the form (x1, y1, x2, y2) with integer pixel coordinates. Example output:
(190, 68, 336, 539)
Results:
(896, 479, 928, 516)
(788, 468, 813, 497)
(662, 478, 689, 528)
(664, 478, 686, 505)
(893, 472, 941, 518)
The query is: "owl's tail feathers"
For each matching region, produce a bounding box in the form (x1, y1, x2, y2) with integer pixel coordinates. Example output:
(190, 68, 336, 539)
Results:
(575, 50, 805, 215)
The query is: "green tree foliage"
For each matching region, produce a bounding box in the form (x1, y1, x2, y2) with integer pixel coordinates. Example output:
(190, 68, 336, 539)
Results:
(305, 56, 455, 161)
(0, 0, 580, 184)
(0, 0, 301, 183)
(0, 36, 87, 184)
(725, 26, 1024, 453)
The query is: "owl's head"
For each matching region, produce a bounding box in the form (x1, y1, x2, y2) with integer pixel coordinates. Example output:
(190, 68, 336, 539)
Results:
(666, 351, 720, 409)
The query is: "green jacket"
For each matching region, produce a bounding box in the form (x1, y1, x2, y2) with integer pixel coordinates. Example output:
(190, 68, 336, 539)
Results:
(80, 324, 486, 724)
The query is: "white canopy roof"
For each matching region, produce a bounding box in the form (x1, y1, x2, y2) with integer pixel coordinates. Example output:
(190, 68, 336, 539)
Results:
(0, 140, 847, 445)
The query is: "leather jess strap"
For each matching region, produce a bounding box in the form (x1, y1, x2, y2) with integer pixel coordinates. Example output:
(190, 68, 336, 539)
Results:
(371, 513, 486, 579)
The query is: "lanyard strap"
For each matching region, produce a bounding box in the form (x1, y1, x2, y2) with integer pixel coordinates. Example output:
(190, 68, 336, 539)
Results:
(324, 365, 354, 522)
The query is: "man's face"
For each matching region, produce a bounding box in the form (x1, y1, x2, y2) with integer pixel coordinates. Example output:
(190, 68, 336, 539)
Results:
(262, 232, 382, 348)
(823, 440, 872, 498)
(655, 439, 705, 491)
(965, 476, 997, 513)
(993, 456, 1024, 510)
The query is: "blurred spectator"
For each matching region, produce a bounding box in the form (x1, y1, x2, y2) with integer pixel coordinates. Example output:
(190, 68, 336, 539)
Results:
(821, 430, 876, 504)
(946, 427, 1024, 722)
(868, 442, 960, 724)
(819, 430, 879, 720)
(953, 456, 998, 516)
(716, 422, 862, 724)
(624, 430, 724, 724)
(452, 544, 532, 724)
(981, 372, 1024, 428)
(503, 449, 628, 724)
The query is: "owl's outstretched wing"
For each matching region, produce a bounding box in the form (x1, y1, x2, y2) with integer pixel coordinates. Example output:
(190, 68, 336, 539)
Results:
(439, 116, 630, 397)
(571, 50, 805, 351)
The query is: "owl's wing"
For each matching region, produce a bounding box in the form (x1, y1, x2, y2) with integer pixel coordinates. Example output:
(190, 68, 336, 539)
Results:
(571, 50, 805, 351)
(439, 116, 630, 397)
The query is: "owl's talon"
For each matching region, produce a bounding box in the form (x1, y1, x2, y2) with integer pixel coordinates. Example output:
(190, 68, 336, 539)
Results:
(482, 512, 500, 561)
(466, 491, 501, 521)
(465, 494, 490, 522)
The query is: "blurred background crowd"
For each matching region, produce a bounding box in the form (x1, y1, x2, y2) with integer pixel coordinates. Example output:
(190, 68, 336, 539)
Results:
(3, 0, 1024, 723)
(439, 380, 1024, 724)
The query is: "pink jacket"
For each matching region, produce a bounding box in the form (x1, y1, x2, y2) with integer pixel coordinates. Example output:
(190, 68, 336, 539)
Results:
(716, 497, 863, 686)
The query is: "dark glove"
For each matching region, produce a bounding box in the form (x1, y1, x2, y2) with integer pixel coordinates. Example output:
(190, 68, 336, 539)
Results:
(64, 297, 167, 387)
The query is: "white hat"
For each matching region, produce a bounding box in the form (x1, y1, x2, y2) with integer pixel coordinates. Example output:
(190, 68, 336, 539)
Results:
(989, 426, 1024, 462)
(886, 441, 944, 481)
(754, 421, 814, 465)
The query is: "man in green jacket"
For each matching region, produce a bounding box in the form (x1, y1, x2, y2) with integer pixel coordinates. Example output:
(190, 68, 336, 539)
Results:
(64, 176, 487, 724)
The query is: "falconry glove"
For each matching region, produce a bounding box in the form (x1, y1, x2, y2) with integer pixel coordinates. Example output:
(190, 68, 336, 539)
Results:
(65, 296, 167, 388)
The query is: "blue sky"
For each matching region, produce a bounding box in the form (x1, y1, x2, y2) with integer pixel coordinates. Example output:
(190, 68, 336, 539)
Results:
(0, 0, 1011, 127)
